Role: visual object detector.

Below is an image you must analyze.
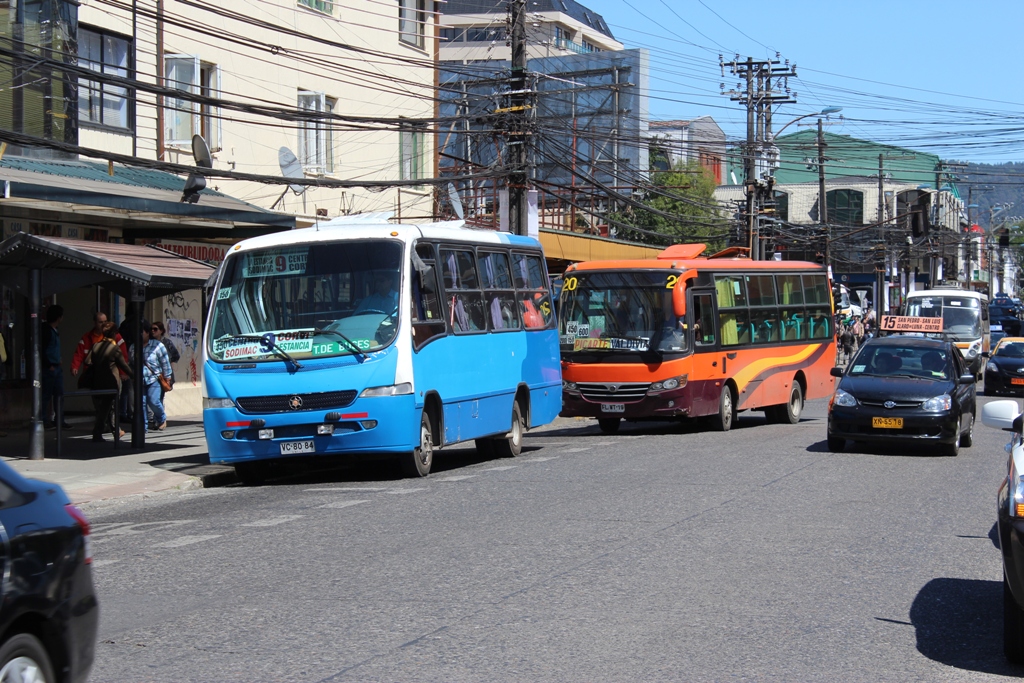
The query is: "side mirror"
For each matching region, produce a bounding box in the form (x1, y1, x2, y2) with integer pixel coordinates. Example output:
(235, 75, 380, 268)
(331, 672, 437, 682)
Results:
(959, 374, 976, 385)
(672, 278, 686, 318)
(981, 400, 1022, 431)
(830, 367, 844, 377)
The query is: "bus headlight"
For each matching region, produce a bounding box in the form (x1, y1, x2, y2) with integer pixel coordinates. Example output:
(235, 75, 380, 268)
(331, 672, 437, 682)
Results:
(648, 375, 688, 394)
(360, 383, 413, 397)
(966, 341, 981, 359)
(203, 397, 236, 409)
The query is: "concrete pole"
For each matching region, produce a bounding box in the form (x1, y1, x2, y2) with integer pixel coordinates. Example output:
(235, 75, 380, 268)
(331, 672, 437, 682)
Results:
(28, 268, 43, 460)
(131, 299, 145, 448)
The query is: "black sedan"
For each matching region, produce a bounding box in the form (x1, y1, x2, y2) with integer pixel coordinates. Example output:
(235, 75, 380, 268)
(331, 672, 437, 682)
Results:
(827, 336, 977, 456)
(0, 459, 98, 683)
(984, 337, 1024, 397)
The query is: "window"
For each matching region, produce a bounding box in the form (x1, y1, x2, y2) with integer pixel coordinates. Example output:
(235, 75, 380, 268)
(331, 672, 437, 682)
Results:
(400, 125, 425, 182)
(412, 242, 446, 349)
(698, 150, 721, 184)
(164, 56, 221, 150)
(79, 27, 131, 129)
(298, 90, 335, 174)
(826, 189, 864, 225)
(298, 0, 332, 14)
(512, 252, 554, 329)
(441, 248, 486, 333)
(479, 251, 521, 331)
(399, 0, 427, 49)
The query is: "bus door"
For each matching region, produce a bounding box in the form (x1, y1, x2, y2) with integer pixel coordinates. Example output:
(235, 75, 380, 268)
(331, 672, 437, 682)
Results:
(691, 290, 719, 416)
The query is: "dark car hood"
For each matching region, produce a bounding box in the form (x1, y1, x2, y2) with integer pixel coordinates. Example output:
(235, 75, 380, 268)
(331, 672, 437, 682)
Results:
(840, 375, 955, 403)
(990, 356, 1024, 370)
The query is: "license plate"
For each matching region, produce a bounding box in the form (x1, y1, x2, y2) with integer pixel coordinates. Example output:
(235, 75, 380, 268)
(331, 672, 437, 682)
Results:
(992, 324, 1003, 331)
(1012, 378, 1024, 386)
(872, 417, 903, 429)
(280, 440, 315, 455)
(601, 403, 625, 413)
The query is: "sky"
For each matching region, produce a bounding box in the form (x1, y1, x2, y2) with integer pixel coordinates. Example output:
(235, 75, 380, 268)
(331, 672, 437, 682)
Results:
(575, 0, 1024, 164)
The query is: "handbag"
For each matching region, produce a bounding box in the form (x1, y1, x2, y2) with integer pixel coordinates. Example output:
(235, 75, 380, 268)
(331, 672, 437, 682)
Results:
(78, 347, 96, 390)
(145, 352, 173, 393)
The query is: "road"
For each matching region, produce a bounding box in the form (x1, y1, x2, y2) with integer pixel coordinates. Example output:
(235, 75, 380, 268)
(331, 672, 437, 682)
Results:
(84, 396, 1022, 682)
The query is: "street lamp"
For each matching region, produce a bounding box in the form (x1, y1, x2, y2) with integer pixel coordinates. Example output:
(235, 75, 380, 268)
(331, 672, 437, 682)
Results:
(771, 106, 843, 140)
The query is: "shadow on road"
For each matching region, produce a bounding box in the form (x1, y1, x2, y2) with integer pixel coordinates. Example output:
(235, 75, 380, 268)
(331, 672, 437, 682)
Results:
(539, 413, 779, 439)
(909, 577, 1024, 676)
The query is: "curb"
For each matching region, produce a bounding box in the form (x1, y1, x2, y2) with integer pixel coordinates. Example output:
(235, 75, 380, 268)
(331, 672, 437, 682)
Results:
(194, 468, 239, 489)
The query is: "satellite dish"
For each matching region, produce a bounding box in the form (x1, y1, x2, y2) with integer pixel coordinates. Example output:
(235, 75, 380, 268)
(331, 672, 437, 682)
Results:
(181, 134, 211, 204)
(279, 147, 306, 195)
(447, 182, 464, 220)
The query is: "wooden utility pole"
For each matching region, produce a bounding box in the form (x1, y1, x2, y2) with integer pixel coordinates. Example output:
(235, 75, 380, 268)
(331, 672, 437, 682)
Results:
(817, 118, 827, 226)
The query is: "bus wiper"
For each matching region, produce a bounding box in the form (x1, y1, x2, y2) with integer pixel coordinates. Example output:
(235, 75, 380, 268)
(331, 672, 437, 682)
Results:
(313, 328, 367, 361)
(221, 334, 304, 369)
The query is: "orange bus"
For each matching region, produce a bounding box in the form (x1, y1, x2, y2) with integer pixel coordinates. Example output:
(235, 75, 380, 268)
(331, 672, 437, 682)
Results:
(558, 243, 837, 432)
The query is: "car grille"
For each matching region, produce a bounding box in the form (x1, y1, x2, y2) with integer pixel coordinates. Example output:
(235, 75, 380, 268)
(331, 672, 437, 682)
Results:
(236, 390, 358, 414)
(859, 399, 922, 408)
(578, 382, 650, 402)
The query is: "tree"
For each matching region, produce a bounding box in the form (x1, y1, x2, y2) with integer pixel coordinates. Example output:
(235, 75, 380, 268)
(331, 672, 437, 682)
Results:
(610, 160, 727, 248)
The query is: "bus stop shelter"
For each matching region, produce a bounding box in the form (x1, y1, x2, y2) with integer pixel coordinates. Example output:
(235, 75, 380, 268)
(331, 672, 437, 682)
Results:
(0, 233, 216, 457)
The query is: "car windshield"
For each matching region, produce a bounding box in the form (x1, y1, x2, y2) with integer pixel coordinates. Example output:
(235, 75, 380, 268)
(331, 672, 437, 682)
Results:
(208, 239, 403, 363)
(559, 271, 689, 355)
(996, 342, 1024, 358)
(848, 345, 951, 380)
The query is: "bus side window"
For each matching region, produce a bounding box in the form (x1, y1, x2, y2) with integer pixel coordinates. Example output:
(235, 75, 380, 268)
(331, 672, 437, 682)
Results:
(513, 252, 554, 330)
(411, 243, 447, 350)
(693, 294, 715, 346)
(440, 248, 485, 333)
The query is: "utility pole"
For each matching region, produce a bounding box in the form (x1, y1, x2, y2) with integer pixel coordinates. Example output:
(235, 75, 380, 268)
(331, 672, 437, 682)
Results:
(817, 118, 827, 226)
(721, 55, 796, 259)
(507, 0, 528, 236)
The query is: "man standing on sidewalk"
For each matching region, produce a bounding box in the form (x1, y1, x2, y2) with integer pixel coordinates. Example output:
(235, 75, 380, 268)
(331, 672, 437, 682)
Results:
(40, 304, 69, 430)
(70, 312, 128, 379)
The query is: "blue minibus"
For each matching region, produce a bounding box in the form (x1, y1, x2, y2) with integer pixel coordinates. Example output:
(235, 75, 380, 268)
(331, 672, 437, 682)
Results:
(203, 219, 562, 479)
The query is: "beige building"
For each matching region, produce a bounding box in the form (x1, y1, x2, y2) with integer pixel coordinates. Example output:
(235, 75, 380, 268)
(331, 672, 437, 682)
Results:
(439, 0, 621, 63)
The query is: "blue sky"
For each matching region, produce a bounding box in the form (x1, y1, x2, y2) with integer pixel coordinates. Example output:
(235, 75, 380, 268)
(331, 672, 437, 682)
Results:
(576, 0, 1024, 163)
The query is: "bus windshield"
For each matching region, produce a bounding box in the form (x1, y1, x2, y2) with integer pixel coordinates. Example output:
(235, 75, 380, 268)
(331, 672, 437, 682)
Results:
(208, 239, 403, 363)
(559, 271, 688, 355)
(905, 295, 982, 340)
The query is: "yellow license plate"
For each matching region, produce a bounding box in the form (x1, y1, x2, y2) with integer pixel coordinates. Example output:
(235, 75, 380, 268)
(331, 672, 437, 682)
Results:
(872, 417, 903, 429)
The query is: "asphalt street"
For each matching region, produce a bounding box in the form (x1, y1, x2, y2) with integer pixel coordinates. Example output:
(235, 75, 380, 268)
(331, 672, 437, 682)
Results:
(83, 396, 1023, 682)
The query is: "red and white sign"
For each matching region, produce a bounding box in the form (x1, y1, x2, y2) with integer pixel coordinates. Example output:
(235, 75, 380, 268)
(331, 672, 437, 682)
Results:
(879, 315, 944, 333)
(158, 239, 229, 263)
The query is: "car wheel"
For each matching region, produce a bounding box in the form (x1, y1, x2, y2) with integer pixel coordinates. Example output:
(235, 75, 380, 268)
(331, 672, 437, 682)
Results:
(960, 413, 975, 448)
(597, 418, 621, 434)
(402, 410, 434, 477)
(0, 634, 55, 683)
(942, 418, 961, 457)
(827, 434, 845, 452)
(491, 401, 524, 458)
(1006, 573, 1024, 663)
(714, 385, 735, 432)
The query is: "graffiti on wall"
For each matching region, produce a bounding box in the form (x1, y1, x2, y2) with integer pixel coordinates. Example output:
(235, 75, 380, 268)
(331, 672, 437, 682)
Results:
(164, 290, 202, 386)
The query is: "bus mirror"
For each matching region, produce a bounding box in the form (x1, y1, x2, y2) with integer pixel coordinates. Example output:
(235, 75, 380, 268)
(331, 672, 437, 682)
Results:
(673, 278, 687, 317)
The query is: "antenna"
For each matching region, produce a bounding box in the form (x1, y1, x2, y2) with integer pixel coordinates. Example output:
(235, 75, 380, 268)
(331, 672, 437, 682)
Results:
(271, 147, 307, 210)
(181, 134, 212, 204)
(447, 182, 465, 220)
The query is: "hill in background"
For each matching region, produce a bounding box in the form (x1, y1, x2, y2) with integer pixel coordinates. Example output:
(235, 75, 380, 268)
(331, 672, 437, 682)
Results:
(955, 161, 1024, 228)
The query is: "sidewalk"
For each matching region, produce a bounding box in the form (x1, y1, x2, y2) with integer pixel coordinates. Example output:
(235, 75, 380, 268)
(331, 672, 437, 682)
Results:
(0, 414, 237, 505)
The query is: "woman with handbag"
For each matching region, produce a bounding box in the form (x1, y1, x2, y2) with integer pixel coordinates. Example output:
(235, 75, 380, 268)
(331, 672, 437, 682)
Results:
(83, 322, 134, 442)
(129, 319, 173, 433)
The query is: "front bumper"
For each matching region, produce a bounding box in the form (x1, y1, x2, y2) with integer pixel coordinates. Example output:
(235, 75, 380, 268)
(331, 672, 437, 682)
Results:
(561, 385, 691, 419)
(828, 404, 959, 444)
(986, 370, 1024, 396)
(203, 394, 420, 464)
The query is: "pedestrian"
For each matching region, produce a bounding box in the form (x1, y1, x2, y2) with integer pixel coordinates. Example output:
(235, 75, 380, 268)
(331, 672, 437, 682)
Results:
(852, 316, 865, 348)
(39, 304, 69, 429)
(840, 324, 855, 362)
(149, 322, 180, 391)
(82, 322, 133, 442)
(130, 319, 172, 432)
(71, 312, 128, 378)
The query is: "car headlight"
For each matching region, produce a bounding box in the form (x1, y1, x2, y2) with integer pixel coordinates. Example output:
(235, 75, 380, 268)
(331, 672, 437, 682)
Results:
(562, 381, 580, 394)
(649, 375, 688, 394)
(833, 389, 857, 407)
(203, 397, 235, 409)
(359, 383, 413, 397)
(921, 394, 952, 411)
(1010, 459, 1024, 517)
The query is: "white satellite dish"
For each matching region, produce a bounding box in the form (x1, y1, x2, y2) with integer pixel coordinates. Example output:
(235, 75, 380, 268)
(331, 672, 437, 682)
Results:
(279, 147, 306, 195)
(192, 134, 213, 169)
(447, 182, 464, 220)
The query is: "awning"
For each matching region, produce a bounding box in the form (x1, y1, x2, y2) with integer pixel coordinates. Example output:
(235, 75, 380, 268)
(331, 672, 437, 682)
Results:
(539, 229, 662, 263)
(0, 158, 295, 236)
(0, 233, 215, 300)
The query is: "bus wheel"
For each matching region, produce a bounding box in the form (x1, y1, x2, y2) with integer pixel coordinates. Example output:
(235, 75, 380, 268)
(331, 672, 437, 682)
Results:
(781, 383, 803, 424)
(492, 401, 524, 458)
(715, 385, 735, 432)
(597, 418, 621, 434)
(402, 411, 434, 477)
